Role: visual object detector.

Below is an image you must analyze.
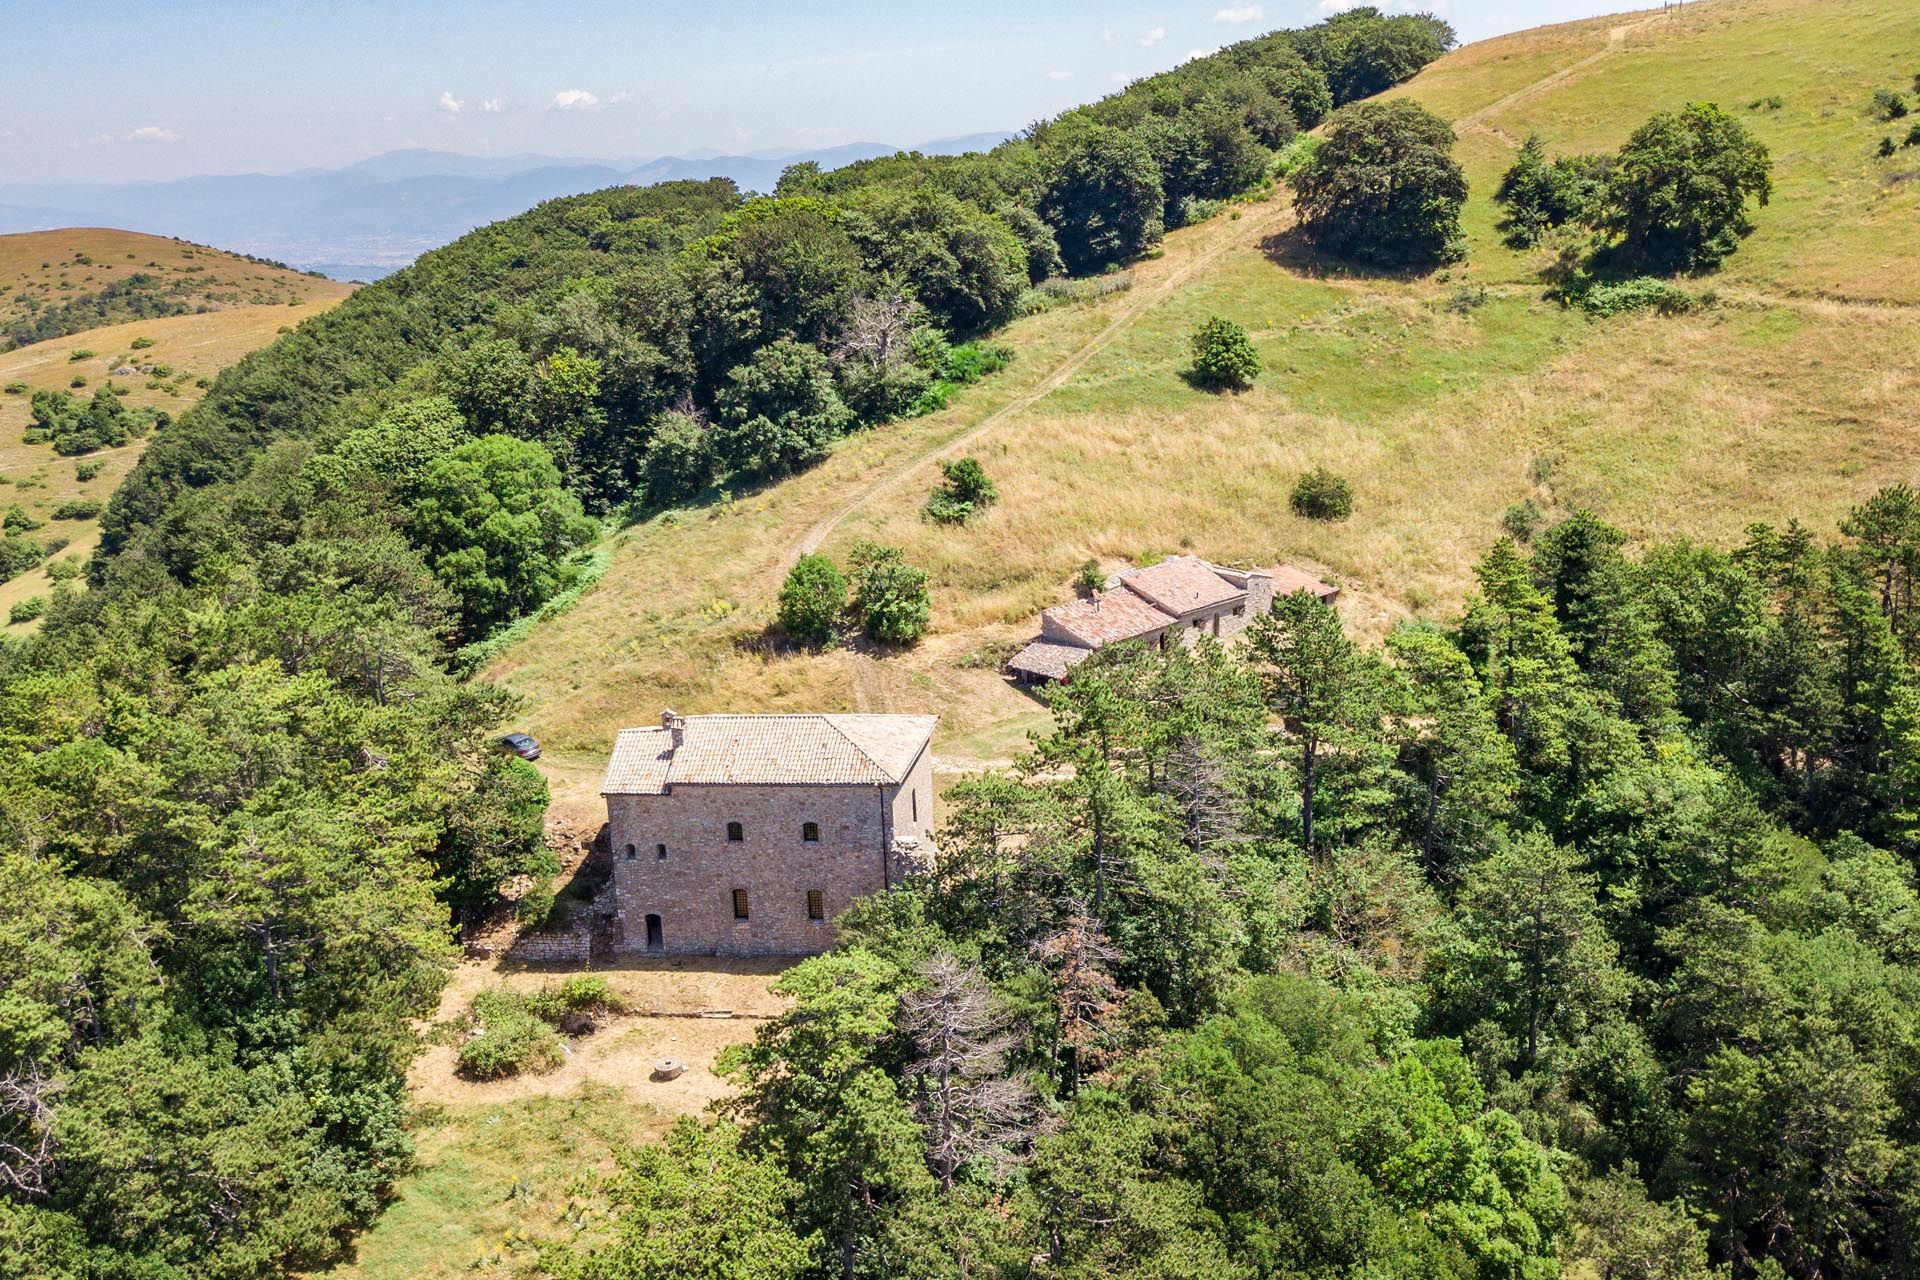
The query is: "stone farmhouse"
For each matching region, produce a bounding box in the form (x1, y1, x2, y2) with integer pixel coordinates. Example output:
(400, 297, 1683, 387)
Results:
(1007, 555, 1337, 683)
(600, 711, 937, 957)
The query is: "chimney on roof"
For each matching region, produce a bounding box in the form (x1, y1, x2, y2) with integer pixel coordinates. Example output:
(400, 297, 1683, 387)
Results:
(661, 708, 686, 748)
(1092, 589, 1101, 612)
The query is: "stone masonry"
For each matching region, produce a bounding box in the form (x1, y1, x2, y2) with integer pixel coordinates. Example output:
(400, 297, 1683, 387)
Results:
(602, 712, 937, 957)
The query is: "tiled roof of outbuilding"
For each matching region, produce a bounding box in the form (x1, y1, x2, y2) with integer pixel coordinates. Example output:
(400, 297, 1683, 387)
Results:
(1006, 639, 1098, 680)
(601, 713, 937, 795)
(1043, 588, 1175, 648)
(1114, 555, 1245, 615)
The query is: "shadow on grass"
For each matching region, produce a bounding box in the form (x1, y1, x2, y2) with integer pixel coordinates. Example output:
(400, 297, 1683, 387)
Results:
(1258, 226, 1454, 284)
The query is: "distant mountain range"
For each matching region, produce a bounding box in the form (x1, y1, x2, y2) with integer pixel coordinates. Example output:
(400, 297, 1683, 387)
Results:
(0, 132, 1013, 281)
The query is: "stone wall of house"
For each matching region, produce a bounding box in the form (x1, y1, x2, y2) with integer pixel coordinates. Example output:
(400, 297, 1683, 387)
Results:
(607, 778, 935, 957)
(507, 923, 593, 965)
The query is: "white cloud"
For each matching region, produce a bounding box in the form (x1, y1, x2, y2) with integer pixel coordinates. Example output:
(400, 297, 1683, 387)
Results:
(482, 97, 504, 113)
(1139, 26, 1166, 46)
(85, 132, 113, 146)
(608, 90, 633, 105)
(1184, 48, 1214, 62)
(126, 125, 177, 143)
(548, 89, 600, 111)
(1048, 69, 1072, 80)
(437, 91, 463, 115)
(1214, 4, 1263, 20)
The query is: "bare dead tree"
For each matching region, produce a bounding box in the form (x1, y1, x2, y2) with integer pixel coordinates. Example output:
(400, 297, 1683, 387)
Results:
(0, 1063, 60, 1197)
(1031, 906, 1124, 1091)
(830, 292, 919, 372)
(899, 950, 1035, 1190)
(1157, 736, 1249, 871)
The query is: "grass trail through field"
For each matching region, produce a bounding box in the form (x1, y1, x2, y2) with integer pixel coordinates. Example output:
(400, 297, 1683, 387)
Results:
(778, 194, 1299, 579)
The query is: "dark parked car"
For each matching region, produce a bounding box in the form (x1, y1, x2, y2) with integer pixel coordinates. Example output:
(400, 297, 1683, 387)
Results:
(501, 732, 541, 761)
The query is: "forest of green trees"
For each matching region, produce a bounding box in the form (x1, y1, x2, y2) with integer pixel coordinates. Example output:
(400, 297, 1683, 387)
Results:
(7, 6, 1891, 1279)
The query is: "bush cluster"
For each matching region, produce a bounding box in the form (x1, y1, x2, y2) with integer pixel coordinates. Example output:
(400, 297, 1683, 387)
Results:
(1188, 316, 1262, 390)
(456, 977, 626, 1080)
(1291, 466, 1355, 521)
(1496, 103, 1772, 274)
(777, 542, 932, 647)
(923, 456, 998, 524)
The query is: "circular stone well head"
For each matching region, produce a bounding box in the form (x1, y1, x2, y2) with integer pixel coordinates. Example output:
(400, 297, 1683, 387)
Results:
(651, 1058, 685, 1081)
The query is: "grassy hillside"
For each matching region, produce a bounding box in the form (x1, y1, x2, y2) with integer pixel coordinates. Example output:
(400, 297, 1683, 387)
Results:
(0, 293, 352, 624)
(482, 0, 1920, 790)
(0, 227, 349, 351)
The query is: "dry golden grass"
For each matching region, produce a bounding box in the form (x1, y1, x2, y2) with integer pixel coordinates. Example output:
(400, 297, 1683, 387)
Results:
(0, 295, 353, 624)
(484, 0, 1920, 785)
(0, 227, 349, 344)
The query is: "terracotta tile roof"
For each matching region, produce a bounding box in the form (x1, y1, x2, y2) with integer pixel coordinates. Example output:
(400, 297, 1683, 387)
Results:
(1116, 555, 1244, 616)
(1044, 588, 1175, 648)
(1269, 565, 1340, 602)
(1007, 639, 1098, 680)
(601, 713, 937, 795)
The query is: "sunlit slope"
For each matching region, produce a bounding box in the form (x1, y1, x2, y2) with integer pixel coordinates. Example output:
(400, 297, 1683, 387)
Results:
(484, 0, 1920, 772)
(0, 227, 353, 349)
(1388, 0, 1920, 300)
(0, 295, 353, 623)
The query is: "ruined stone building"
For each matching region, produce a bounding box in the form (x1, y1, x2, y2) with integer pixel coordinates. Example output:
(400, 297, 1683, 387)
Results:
(1007, 555, 1338, 683)
(600, 711, 937, 956)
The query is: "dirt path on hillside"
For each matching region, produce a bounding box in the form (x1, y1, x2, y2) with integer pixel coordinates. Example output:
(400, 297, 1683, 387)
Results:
(1456, 11, 1667, 145)
(776, 196, 1300, 576)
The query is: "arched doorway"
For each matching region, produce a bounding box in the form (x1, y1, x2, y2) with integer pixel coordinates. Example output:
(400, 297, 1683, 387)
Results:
(644, 913, 664, 952)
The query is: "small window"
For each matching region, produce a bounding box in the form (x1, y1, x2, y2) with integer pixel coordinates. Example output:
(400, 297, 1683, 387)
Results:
(1233, 605, 1244, 617)
(1192, 617, 1203, 628)
(624, 843, 637, 860)
(732, 888, 750, 920)
(802, 821, 820, 843)
(807, 889, 825, 921)
(911, 791, 918, 822)
(726, 821, 744, 843)
(656, 843, 668, 861)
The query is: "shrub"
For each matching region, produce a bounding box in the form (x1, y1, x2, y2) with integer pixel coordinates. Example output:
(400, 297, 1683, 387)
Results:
(1188, 317, 1262, 390)
(69, 376, 86, 389)
(67, 349, 93, 363)
(944, 342, 1012, 384)
(1291, 466, 1355, 521)
(1578, 277, 1694, 317)
(8, 596, 47, 624)
(129, 336, 155, 349)
(1293, 99, 1467, 268)
(1908, 122, 1920, 148)
(849, 541, 931, 645)
(1271, 135, 1320, 178)
(778, 553, 847, 647)
(0, 535, 43, 582)
(52, 499, 102, 521)
(46, 556, 83, 582)
(1878, 136, 1898, 158)
(1871, 88, 1910, 121)
(3, 505, 43, 533)
(924, 456, 998, 525)
(640, 410, 717, 508)
(74, 460, 102, 482)
(2, 383, 24, 395)
(1076, 559, 1108, 595)
(458, 989, 566, 1079)
(1494, 136, 1613, 248)
(1747, 95, 1784, 111)
(1503, 499, 1545, 541)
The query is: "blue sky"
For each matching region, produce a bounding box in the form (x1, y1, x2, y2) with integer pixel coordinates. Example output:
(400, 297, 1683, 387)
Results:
(0, 0, 1632, 183)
